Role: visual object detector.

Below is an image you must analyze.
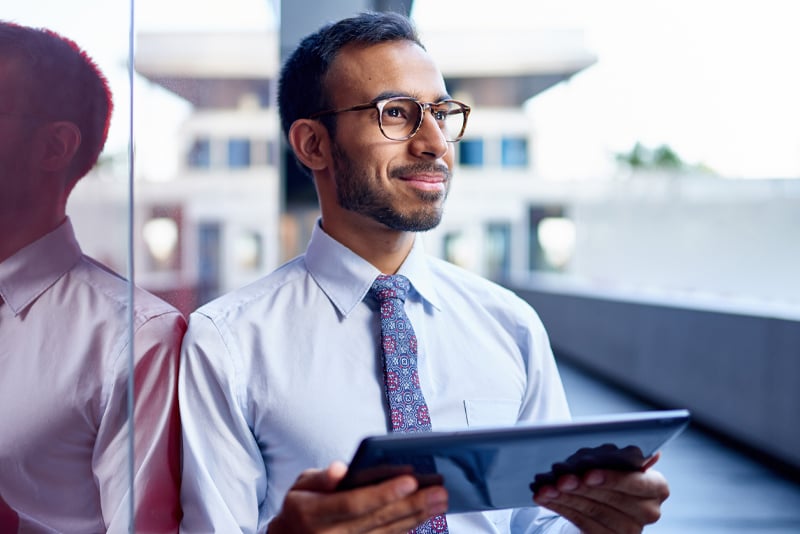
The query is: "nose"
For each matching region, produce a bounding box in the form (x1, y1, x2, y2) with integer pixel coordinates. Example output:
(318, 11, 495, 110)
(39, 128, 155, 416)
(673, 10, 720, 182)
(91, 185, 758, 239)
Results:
(407, 108, 450, 160)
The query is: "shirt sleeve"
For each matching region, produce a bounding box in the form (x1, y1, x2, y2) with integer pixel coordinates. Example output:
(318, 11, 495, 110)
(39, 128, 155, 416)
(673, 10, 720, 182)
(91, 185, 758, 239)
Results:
(94, 310, 186, 534)
(179, 312, 269, 534)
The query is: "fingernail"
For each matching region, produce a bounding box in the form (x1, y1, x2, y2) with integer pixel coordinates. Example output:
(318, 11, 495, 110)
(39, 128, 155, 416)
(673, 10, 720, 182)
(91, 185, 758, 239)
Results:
(537, 487, 559, 501)
(395, 477, 417, 496)
(560, 477, 579, 491)
(586, 471, 605, 486)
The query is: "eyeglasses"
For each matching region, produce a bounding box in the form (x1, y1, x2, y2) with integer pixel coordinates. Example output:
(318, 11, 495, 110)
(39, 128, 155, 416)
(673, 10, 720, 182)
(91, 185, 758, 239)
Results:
(309, 96, 471, 142)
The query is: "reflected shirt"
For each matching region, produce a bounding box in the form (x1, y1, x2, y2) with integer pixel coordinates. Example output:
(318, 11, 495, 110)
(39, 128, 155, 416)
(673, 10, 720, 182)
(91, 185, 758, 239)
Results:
(0, 219, 185, 533)
(180, 221, 578, 534)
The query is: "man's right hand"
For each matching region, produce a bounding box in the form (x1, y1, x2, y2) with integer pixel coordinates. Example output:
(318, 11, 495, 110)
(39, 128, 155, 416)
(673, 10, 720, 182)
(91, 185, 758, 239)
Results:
(268, 461, 448, 534)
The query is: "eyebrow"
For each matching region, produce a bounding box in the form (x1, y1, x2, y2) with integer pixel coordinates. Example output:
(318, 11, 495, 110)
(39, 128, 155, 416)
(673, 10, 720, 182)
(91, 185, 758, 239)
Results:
(370, 90, 453, 103)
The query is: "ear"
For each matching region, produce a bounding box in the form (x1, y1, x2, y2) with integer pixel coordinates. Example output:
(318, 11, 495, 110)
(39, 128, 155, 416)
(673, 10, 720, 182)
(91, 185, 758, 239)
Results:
(287, 119, 331, 172)
(37, 121, 82, 172)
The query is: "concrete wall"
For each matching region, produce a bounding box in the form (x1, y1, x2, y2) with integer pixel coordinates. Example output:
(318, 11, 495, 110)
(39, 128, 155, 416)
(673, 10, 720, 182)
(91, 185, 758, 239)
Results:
(509, 280, 800, 471)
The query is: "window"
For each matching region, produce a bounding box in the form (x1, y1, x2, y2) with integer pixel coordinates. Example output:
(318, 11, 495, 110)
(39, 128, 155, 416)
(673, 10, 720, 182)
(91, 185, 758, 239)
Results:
(528, 206, 574, 272)
(228, 138, 251, 168)
(501, 137, 528, 167)
(234, 231, 263, 271)
(485, 222, 512, 280)
(188, 138, 211, 168)
(458, 138, 484, 166)
(142, 206, 182, 271)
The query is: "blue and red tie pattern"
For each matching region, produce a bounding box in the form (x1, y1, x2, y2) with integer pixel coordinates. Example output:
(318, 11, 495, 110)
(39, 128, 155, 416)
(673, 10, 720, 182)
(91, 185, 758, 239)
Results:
(370, 274, 448, 534)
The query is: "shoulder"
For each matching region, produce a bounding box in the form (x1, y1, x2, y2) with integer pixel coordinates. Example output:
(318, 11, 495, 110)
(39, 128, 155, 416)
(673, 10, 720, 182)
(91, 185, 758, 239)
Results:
(70, 255, 182, 325)
(424, 257, 548, 341)
(65, 256, 185, 365)
(189, 255, 308, 327)
(428, 257, 533, 311)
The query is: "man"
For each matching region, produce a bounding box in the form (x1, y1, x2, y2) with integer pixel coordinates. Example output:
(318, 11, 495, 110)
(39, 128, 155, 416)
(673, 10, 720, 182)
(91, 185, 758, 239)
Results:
(0, 22, 184, 532)
(180, 12, 669, 533)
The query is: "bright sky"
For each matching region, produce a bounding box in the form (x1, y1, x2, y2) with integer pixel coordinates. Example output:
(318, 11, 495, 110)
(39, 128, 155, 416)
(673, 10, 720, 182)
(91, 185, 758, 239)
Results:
(414, 0, 800, 179)
(4, 0, 800, 179)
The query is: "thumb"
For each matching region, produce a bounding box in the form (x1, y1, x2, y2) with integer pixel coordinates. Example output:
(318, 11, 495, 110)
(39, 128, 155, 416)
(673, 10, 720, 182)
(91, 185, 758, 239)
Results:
(292, 461, 348, 492)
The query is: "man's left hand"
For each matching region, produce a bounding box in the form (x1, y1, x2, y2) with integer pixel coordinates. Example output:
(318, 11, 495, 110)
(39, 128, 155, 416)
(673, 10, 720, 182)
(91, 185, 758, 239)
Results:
(533, 453, 669, 534)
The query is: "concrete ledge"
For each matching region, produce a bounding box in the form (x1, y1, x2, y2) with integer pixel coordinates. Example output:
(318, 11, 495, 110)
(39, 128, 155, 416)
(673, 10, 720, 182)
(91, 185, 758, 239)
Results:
(509, 280, 800, 470)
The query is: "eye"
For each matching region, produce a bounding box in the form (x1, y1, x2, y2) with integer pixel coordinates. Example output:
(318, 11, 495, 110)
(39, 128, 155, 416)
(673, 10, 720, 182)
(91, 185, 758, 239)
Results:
(431, 109, 447, 121)
(382, 103, 410, 122)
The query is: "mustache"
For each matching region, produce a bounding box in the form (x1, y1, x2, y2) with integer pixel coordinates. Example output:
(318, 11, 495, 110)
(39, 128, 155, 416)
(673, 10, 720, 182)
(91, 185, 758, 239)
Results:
(389, 163, 451, 180)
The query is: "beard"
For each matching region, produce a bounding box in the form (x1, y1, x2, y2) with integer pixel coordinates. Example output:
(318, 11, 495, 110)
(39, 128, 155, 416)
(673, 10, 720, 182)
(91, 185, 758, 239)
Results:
(331, 143, 451, 232)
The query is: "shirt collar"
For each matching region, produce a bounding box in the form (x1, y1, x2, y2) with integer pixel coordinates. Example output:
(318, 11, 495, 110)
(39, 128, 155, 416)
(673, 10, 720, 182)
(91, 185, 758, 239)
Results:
(0, 218, 82, 316)
(304, 220, 442, 317)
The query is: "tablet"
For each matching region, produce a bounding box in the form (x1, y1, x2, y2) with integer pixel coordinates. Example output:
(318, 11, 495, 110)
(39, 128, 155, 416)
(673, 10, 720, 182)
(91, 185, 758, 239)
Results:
(338, 409, 690, 514)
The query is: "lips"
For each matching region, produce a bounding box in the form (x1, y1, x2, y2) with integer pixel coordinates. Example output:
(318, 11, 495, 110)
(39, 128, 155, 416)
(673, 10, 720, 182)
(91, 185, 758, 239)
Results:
(398, 172, 446, 183)
(391, 164, 451, 183)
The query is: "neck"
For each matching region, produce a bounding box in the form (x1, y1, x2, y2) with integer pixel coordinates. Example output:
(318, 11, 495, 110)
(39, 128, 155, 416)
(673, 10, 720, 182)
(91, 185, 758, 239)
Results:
(320, 213, 416, 275)
(0, 210, 66, 264)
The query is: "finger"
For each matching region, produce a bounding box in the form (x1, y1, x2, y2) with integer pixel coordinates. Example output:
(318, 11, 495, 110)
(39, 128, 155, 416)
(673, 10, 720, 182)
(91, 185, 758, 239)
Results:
(534, 470, 667, 529)
(553, 485, 662, 527)
(293, 474, 421, 527)
(345, 486, 448, 534)
(583, 468, 670, 503)
(641, 451, 660, 471)
(335, 475, 421, 518)
(271, 475, 425, 534)
(536, 481, 646, 534)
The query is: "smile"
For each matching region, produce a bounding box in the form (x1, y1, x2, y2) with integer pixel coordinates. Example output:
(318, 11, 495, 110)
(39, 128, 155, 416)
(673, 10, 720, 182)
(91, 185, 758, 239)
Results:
(397, 174, 447, 192)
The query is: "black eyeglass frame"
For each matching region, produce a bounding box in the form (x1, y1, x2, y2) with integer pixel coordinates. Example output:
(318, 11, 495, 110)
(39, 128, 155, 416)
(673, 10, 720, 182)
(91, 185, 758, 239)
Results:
(308, 96, 471, 142)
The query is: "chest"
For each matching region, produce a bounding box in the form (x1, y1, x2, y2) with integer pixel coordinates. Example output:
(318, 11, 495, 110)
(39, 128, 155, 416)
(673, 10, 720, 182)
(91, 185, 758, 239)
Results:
(246, 301, 527, 462)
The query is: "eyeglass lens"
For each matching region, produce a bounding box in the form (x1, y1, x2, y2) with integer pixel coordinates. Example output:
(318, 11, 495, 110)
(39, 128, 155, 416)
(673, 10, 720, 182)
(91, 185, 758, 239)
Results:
(379, 98, 466, 142)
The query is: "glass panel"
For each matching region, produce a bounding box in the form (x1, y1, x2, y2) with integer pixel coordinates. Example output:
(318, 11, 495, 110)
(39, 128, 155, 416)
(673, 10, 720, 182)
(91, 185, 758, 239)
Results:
(1, 0, 136, 530)
(134, 4, 280, 313)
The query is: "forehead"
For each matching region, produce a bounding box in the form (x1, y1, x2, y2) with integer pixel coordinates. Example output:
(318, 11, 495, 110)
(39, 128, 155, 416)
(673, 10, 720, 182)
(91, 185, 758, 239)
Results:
(325, 40, 448, 105)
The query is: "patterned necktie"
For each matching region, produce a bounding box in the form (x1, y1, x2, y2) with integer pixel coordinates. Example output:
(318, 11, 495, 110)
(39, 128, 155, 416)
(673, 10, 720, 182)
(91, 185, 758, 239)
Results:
(370, 274, 449, 534)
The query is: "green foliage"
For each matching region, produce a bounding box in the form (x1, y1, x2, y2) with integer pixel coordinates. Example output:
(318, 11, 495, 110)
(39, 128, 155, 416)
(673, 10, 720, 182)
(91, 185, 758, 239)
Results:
(616, 142, 685, 170)
(615, 142, 716, 174)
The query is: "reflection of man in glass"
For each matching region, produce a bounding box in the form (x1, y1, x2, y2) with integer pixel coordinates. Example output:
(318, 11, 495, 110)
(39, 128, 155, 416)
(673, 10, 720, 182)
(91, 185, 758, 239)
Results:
(0, 22, 184, 532)
(179, 11, 670, 534)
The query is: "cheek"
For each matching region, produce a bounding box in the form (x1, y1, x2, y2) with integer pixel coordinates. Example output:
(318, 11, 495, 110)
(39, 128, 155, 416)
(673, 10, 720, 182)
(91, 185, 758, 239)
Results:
(360, 144, 401, 178)
(444, 145, 455, 167)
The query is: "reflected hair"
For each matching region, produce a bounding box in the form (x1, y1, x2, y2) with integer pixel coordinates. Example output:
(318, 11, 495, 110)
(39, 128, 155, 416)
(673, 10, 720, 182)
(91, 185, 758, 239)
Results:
(0, 21, 113, 184)
(277, 11, 423, 175)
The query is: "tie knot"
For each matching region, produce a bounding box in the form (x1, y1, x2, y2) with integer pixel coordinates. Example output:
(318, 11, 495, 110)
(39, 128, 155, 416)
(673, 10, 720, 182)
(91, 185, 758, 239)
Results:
(369, 274, 410, 303)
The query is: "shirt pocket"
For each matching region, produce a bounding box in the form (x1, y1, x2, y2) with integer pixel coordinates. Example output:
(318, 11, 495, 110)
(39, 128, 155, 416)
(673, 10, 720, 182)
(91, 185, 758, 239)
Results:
(463, 399, 520, 428)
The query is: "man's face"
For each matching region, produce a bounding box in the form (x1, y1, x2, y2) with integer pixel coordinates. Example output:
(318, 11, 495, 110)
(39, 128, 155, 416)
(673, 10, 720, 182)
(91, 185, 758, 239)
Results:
(323, 40, 456, 232)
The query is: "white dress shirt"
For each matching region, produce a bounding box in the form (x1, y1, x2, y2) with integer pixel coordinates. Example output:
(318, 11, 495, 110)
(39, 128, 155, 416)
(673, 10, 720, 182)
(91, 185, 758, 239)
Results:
(0, 219, 185, 533)
(180, 221, 578, 534)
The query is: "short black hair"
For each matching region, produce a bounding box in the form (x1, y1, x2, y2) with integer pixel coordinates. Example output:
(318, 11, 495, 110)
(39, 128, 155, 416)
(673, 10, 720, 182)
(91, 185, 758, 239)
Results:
(0, 21, 113, 185)
(277, 11, 423, 175)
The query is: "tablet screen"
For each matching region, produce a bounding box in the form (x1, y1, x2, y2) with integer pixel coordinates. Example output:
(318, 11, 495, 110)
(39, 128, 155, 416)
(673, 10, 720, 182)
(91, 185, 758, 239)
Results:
(338, 409, 690, 513)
